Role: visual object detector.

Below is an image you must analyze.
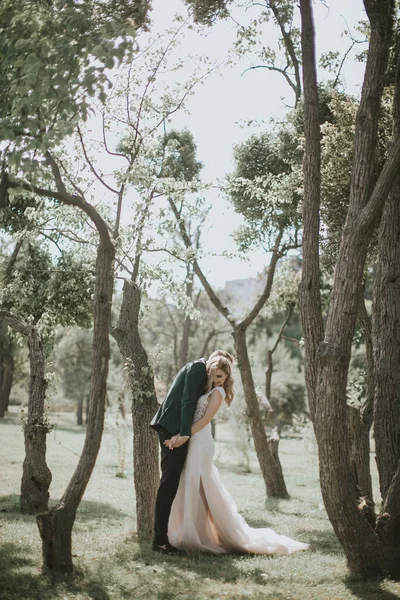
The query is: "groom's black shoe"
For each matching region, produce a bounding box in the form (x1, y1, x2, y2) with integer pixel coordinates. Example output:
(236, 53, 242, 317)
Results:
(152, 541, 178, 554)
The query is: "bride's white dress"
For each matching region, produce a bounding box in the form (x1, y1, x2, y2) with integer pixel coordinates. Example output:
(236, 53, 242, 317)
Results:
(168, 387, 309, 555)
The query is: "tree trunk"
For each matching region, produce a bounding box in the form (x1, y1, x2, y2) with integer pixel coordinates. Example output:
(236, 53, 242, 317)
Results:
(0, 353, 13, 418)
(37, 233, 115, 572)
(76, 396, 84, 426)
(178, 272, 193, 369)
(299, 0, 400, 578)
(0, 321, 14, 418)
(0, 313, 52, 513)
(1, 353, 14, 413)
(348, 291, 374, 505)
(20, 328, 52, 514)
(234, 327, 289, 498)
(265, 349, 273, 403)
(373, 157, 400, 503)
(112, 280, 159, 539)
(348, 406, 374, 525)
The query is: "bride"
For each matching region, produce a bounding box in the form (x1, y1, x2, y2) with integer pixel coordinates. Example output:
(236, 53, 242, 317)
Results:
(165, 355, 309, 555)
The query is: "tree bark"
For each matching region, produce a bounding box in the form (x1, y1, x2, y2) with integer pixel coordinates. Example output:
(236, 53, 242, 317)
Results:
(299, 0, 400, 578)
(348, 405, 374, 522)
(372, 82, 400, 507)
(178, 270, 193, 369)
(234, 327, 289, 498)
(37, 237, 114, 571)
(0, 312, 52, 514)
(0, 349, 14, 417)
(112, 280, 159, 539)
(347, 293, 374, 506)
(76, 396, 84, 426)
(20, 327, 52, 514)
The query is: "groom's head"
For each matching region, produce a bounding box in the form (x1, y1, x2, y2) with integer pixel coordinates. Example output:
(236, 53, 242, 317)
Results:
(207, 350, 235, 365)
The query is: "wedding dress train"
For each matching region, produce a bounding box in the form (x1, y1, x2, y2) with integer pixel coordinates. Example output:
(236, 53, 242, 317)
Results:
(168, 387, 309, 555)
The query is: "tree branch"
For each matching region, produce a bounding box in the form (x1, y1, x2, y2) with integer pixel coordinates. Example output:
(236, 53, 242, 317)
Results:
(242, 63, 298, 97)
(239, 228, 284, 329)
(167, 196, 236, 327)
(76, 125, 119, 195)
(268, 0, 302, 104)
(270, 303, 294, 355)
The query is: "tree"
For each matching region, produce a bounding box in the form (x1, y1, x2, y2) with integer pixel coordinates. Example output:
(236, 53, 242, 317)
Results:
(0, 0, 139, 569)
(55, 24, 216, 540)
(299, 0, 400, 577)
(55, 328, 93, 426)
(162, 133, 301, 498)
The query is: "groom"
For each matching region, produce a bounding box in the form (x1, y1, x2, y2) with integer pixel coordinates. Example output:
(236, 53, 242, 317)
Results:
(150, 350, 234, 553)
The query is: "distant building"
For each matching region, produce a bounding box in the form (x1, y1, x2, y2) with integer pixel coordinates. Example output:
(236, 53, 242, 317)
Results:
(222, 256, 301, 318)
(223, 273, 266, 318)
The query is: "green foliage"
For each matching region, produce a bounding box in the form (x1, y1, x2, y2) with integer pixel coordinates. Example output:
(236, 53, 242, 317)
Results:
(1, 241, 52, 323)
(227, 127, 302, 251)
(47, 254, 94, 329)
(160, 130, 203, 182)
(0, 191, 40, 234)
(183, 0, 232, 25)
(263, 260, 301, 316)
(271, 375, 306, 424)
(0, 0, 135, 164)
(318, 86, 391, 272)
(1, 242, 94, 340)
(55, 327, 92, 406)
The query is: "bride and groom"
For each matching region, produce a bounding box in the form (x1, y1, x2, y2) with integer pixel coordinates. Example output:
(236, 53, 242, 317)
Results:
(150, 350, 309, 555)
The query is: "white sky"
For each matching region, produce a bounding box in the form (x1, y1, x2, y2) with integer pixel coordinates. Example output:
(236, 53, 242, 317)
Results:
(138, 0, 367, 287)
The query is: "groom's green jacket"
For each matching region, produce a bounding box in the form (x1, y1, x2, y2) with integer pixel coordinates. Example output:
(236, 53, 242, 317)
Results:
(150, 358, 207, 437)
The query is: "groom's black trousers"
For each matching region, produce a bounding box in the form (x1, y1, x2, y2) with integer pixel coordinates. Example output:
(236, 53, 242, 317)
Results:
(153, 427, 189, 545)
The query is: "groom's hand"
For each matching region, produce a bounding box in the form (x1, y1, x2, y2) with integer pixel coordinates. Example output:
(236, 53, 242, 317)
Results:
(164, 435, 189, 449)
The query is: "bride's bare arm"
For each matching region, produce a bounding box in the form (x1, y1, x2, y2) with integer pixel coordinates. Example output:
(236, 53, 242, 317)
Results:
(191, 389, 223, 435)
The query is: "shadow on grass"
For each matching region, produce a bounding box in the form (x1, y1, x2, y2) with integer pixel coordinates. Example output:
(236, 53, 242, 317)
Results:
(0, 541, 112, 600)
(111, 537, 294, 599)
(0, 495, 130, 522)
(49, 424, 86, 437)
(296, 528, 342, 554)
(0, 414, 20, 426)
(345, 574, 400, 600)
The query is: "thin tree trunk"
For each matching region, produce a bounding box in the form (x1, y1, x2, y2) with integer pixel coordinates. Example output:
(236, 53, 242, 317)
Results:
(0, 338, 14, 414)
(0, 321, 11, 418)
(112, 280, 159, 539)
(200, 329, 216, 359)
(1, 353, 14, 412)
(0, 240, 23, 416)
(0, 312, 52, 513)
(178, 272, 193, 369)
(37, 237, 114, 571)
(76, 396, 84, 426)
(20, 328, 52, 513)
(234, 327, 289, 498)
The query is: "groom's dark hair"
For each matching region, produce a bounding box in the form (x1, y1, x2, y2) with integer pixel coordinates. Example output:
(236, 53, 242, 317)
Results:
(208, 350, 235, 364)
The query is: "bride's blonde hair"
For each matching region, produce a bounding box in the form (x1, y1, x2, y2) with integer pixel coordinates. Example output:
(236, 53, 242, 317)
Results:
(206, 356, 234, 406)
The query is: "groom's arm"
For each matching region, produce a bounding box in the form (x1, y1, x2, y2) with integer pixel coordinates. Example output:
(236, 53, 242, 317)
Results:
(166, 389, 223, 449)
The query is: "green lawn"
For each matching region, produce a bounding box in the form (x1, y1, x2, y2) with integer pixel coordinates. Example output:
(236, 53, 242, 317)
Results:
(1, 409, 399, 600)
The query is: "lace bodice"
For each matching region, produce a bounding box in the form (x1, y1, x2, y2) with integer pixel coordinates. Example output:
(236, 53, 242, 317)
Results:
(193, 386, 226, 423)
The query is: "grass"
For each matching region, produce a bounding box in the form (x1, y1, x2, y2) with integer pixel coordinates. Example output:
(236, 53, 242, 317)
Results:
(1, 409, 400, 600)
